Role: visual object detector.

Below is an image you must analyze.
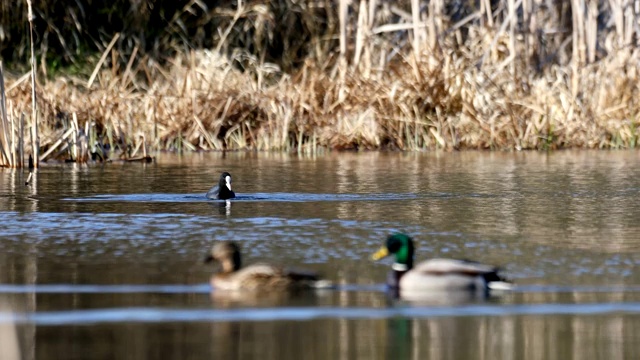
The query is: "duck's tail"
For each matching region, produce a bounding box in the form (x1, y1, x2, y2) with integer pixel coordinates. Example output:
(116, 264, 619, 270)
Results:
(309, 280, 335, 289)
(487, 281, 514, 291)
(286, 269, 335, 289)
(485, 270, 514, 291)
(287, 269, 320, 281)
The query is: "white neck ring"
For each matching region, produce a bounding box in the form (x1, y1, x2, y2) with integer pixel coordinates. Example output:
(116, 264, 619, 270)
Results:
(392, 263, 409, 271)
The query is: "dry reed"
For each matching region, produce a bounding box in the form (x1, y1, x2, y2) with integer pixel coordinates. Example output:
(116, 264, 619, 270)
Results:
(27, 0, 39, 167)
(0, 0, 639, 163)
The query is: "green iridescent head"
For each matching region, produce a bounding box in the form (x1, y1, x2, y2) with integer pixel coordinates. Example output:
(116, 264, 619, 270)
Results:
(371, 233, 415, 270)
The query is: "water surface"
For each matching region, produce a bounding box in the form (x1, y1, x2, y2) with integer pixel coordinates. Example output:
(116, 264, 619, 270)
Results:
(1, 151, 640, 359)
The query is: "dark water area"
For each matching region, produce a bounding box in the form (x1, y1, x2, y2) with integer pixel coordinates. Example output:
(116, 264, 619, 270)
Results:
(1, 151, 640, 359)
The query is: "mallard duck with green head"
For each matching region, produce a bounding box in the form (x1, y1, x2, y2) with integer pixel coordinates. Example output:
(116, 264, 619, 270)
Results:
(372, 233, 512, 296)
(204, 241, 326, 291)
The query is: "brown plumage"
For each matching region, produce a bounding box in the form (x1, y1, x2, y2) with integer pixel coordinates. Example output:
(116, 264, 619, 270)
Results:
(204, 241, 323, 291)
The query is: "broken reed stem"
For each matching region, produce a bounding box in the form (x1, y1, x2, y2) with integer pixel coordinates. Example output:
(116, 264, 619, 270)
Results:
(26, 0, 39, 168)
(39, 128, 74, 161)
(87, 32, 121, 89)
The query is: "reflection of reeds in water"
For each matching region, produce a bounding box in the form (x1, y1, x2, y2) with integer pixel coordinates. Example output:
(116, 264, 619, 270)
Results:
(201, 304, 637, 359)
(2, 1, 640, 156)
(0, 296, 22, 360)
(0, 305, 20, 360)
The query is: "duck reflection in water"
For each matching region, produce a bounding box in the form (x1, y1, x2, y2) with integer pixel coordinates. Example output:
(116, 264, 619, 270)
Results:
(211, 200, 231, 216)
(372, 233, 512, 304)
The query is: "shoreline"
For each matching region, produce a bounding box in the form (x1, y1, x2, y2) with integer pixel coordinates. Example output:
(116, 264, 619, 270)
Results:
(1, 1, 639, 167)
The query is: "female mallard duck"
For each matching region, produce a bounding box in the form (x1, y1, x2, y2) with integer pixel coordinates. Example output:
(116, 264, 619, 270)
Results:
(206, 172, 235, 200)
(204, 241, 324, 291)
(372, 233, 512, 294)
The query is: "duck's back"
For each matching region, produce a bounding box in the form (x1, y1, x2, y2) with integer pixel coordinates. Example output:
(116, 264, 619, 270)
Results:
(399, 258, 499, 291)
(207, 185, 236, 200)
(413, 258, 498, 275)
(211, 263, 316, 291)
(206, 185, 221, 199)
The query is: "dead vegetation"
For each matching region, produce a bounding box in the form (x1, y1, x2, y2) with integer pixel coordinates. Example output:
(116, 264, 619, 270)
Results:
(1, 0, 640, 167)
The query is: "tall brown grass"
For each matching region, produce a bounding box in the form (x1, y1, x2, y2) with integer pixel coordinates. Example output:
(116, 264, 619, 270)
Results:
(1, 0, 639, 166)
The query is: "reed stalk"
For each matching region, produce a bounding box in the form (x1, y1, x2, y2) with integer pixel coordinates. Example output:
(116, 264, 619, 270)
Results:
(26, 0, 39, 167)
(0, 61, 11, 167)
(339, 0, 348, 64)
(10, 101, 15, 166)
(19, 113, 24, 166)
(87, 33, 121, 89)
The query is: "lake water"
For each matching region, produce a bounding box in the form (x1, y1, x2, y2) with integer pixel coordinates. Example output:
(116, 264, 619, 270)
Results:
(1, 151, 639, 359)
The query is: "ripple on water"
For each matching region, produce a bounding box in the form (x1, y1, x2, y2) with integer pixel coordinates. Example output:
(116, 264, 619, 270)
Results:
(65, 192, 426, 203)
(3, 302, 640, 326)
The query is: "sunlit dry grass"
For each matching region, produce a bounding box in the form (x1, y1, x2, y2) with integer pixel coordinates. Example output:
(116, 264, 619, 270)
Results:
(1, 0, 640, 166)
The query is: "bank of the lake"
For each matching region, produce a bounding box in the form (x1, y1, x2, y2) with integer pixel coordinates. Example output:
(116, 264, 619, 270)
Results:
(1, 0, 639, 168)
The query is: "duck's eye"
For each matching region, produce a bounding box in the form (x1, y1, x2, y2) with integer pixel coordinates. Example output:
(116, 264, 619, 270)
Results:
(386, 237, 403, 252)
(387, 242, 401, 252)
